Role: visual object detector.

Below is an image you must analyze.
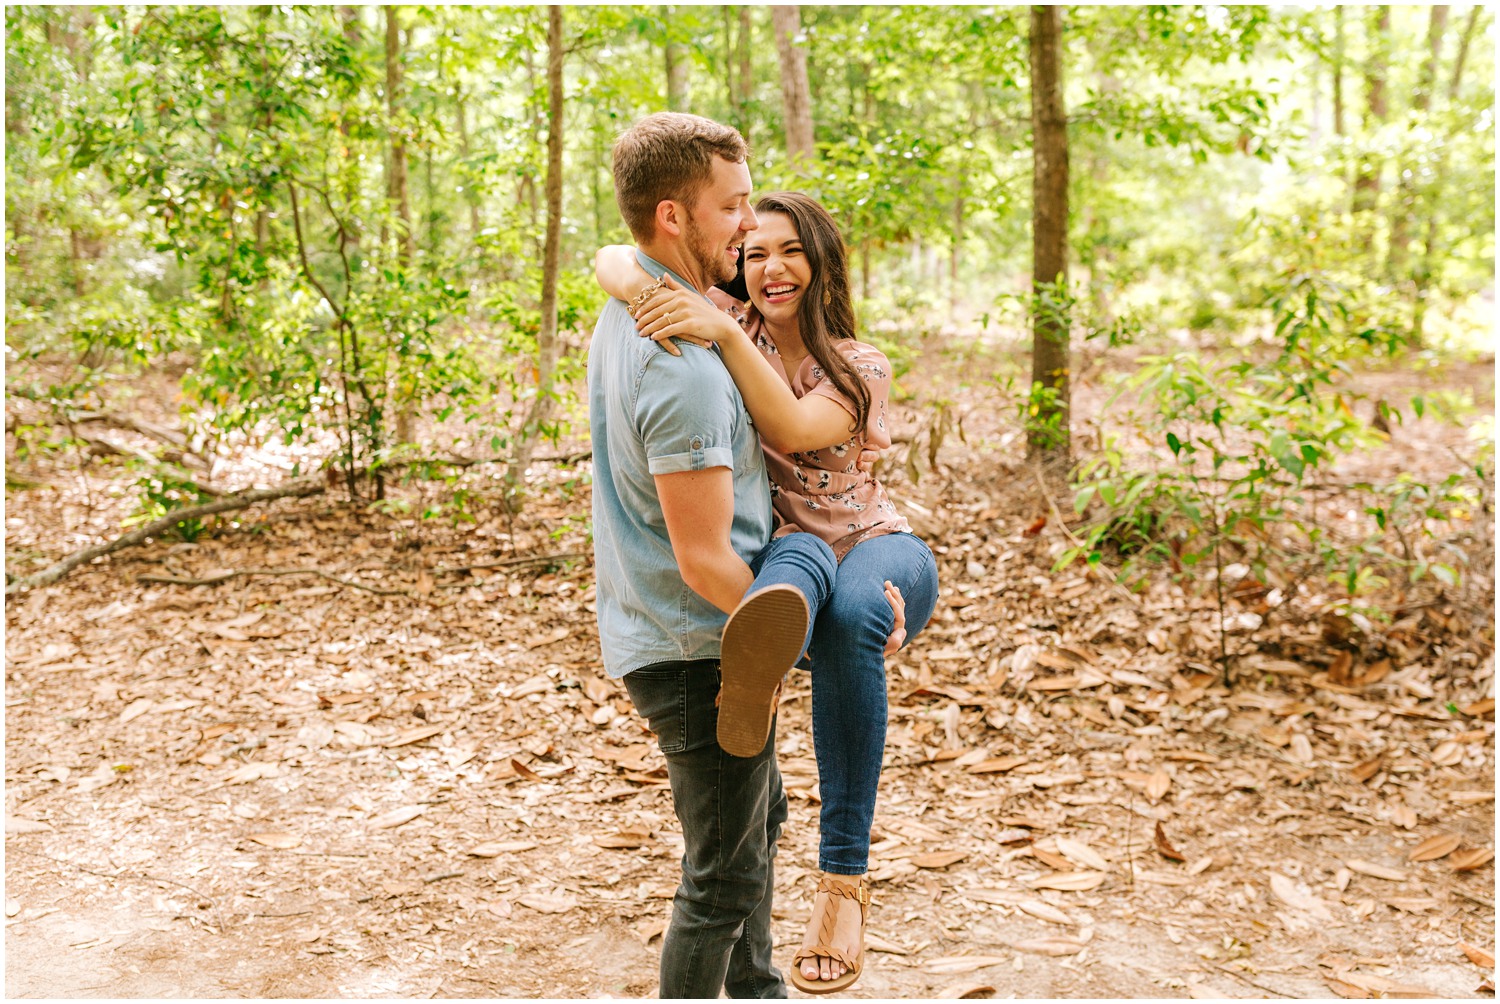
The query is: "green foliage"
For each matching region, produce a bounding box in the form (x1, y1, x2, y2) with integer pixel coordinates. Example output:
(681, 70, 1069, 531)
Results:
(1062, 270, 1483, 668)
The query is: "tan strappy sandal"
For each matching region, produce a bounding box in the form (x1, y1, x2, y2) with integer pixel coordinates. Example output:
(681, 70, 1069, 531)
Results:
(789, 874, 869, 995)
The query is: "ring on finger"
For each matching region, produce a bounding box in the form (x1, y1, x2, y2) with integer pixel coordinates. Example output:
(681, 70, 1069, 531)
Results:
(666, 312, 673, 325)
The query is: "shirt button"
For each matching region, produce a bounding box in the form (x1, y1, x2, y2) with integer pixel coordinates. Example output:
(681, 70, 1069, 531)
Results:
(691, 437, 703, 450)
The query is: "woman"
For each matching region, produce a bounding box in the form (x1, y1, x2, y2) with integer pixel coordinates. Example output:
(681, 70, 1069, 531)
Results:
(596, 192, 939, 994)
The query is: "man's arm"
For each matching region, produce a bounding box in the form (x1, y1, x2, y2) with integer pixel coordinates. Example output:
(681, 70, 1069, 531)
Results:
(656, 466, 753, 614)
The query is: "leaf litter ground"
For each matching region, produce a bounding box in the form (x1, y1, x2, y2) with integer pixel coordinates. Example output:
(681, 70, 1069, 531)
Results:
(5, 342, 1494, 999)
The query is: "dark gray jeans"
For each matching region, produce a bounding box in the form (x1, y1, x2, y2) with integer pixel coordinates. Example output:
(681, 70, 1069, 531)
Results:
(624, 659, 788, 999)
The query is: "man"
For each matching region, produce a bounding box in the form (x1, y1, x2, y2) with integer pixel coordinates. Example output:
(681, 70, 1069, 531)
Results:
(588, 112, 836, 998)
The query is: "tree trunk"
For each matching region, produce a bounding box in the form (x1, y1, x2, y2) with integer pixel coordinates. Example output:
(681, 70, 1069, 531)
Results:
(339, 6, 363, 257)
(385, 6, 415, 454)
(1028, 5, 1070, 464)
(950, 182, 964, 322)
(772, 6, 814, 167)
(1332, 6, 1345, 136)
(1412, 4, 1482, 346)
(737, 7, 754, 143)
(1352, 6, 1389, 214)
(384, 5, 414, 264)
(663, 8, 688, 110)
(507, 5, 566, 505)
(1390, 6, 1448, 279)
(456, 90, 482, 240)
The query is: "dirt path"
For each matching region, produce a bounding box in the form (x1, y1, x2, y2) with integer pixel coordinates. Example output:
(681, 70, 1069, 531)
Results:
(6, 351, 1494, 999)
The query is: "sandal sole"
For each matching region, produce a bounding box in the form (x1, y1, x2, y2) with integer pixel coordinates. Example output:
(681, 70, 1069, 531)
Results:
(717, 584, 807, 758)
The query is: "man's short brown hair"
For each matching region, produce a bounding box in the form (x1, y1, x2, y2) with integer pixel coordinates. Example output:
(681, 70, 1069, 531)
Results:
(612, 112, 749, 241)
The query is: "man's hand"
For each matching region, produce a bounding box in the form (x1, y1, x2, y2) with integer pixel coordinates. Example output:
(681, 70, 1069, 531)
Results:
(882, 581, 906, 656)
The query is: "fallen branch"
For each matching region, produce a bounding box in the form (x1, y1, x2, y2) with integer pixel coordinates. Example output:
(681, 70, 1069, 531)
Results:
(68, 430, 225, 496)
(135, 566, 411, 596)
(430, 449, 592, 468)
(5, 476, 328, 594)
(435, 551, 588, 576)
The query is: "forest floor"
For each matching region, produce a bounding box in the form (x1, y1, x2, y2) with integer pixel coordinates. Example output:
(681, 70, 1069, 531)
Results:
(4, 333, 1496, 1000)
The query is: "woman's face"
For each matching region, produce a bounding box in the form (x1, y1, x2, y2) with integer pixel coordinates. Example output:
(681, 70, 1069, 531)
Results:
(743, 212, 811, 328)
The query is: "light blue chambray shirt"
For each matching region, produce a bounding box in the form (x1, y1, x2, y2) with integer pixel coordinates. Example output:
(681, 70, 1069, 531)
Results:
(588, 250, 773, 679)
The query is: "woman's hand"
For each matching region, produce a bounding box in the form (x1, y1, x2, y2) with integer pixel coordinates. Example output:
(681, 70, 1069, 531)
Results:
(634, 274, 744, 356)
(882, 581, 906, 656)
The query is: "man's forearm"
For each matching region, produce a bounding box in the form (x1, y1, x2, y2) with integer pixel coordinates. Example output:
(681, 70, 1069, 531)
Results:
(682, 547, 755, 614)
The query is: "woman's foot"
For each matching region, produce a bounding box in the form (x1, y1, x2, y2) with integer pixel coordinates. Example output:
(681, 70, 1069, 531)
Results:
(797, 872, 867, 984)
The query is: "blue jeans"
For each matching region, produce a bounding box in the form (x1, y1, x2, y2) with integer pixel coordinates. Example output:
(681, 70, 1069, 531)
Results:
(621, 533, 836, 998)
(806, 532, 939, 874)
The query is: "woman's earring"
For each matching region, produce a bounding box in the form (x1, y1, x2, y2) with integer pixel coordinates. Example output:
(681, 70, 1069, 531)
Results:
(823, 288, 832, 306)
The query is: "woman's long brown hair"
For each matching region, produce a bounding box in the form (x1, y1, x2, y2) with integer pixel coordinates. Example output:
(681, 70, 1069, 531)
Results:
(753, 192, 871, 436)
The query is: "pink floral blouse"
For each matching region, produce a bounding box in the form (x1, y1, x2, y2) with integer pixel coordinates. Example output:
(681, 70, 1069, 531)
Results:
(742, 314, 912, 560)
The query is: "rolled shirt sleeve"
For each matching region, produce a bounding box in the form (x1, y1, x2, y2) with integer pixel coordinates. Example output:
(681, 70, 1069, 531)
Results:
(638, 347, 741, 475)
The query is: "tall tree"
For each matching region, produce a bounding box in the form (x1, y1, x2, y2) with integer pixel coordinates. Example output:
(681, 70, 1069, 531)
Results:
(507, 5, 565, 502)
(1028, 5, 1069, 464)
(1352, 6, 1390, 214)
(1412, 4, 1485, 344)
(772, 6, 814, 165)
(1390, 5, 1448, 278)
(1332, 6, 1346, 136)
(663, 7, 688, 110)
(384, 5, 414, 263)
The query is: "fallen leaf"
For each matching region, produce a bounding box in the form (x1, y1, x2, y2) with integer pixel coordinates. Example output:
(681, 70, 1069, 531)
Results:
(1384, 897, 1440, 913)
(1055, 837, 1110, 872)
(1349, 756, 1384, 783)
(511, 759, 545, 782)
(246, 831, 302, 849)
(4, 817, 52, 835)
(914, 850, 969, 869)
(1016, 900, 1073, 925)
(1012, 937, 1087, 956)
(469, 840, 537, 857)
(525, 627, 570, 649)
(5, 899, 20, 918)
(1022, 516, 1047, 537)
(119, 698, 155, 723)
(1324, 977, 1374, 999)
(1269, 873, 1335, 921)
(1027, 871, 1105, 891)
(594, 834, 647, 849)
(1154, 821, 1186, 863)
(1146, 770, 1171, 802)
(933, 981, 995, 999)
(962, 888, 1013, 906)
(1450, 848, 1494, 872)
(517, 891, 577, 914)
(1346, 859, 1408, 882)
(921, 955, 1010, 975)
(1477, 980, 1494, 993)
(1029, 675, 1078, 691)
(966, 756, 1029, 775)
(385, 725, 444, 748)
(633, 917, 667, 945)
(1447, 791, 1495, 804)
(1031, 847, 1072, 870)
(1458, 942, 1495, 968)
(368, 806, 425, 829)
(864, 933, 912, 955)
(1355, 658, 1392, 685)
(223, 761, 280, 785)
(1408, 833, 1462, 862)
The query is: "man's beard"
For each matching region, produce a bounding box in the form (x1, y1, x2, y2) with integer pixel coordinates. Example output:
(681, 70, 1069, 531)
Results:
(683, 213, 737, 287)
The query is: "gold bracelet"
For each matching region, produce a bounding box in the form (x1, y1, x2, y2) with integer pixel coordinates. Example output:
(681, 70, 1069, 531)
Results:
(627, 274, 667, 318)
